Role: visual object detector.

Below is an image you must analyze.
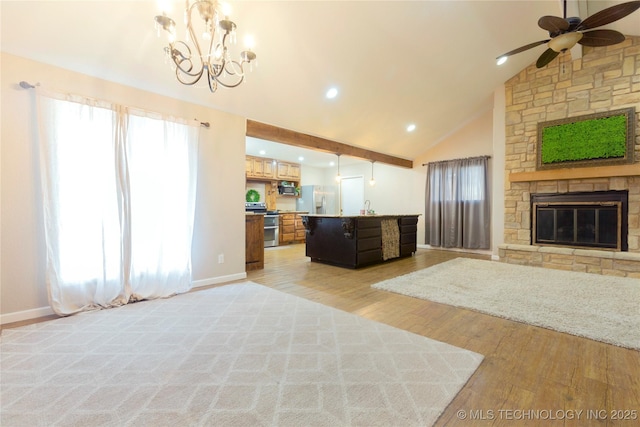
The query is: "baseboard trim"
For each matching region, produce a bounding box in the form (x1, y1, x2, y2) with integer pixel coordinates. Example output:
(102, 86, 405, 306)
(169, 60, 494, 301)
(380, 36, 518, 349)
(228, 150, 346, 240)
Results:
(191, 272, 247, 289)
(1, 273, 249, 325)
(1, 305, 56, 325)
(419, 244, 493, 256)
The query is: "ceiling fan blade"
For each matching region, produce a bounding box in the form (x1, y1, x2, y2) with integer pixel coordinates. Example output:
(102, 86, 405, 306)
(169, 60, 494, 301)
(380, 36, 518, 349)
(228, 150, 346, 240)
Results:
(536, 48, 560, 68)
(577, 0, 640, 30)
(578, 29, 626, 46)
(497, 39, 550, 59)
(538, 15, 570, 34)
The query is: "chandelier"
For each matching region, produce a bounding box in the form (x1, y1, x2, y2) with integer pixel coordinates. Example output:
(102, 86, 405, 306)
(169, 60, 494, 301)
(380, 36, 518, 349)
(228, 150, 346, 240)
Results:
(154, 0, 257, 93)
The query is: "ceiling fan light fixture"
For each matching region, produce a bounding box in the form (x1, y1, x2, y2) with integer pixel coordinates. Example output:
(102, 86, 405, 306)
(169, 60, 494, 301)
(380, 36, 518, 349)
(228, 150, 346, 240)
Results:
(548, 31, 583, 52)
(496, 0, 640, 67)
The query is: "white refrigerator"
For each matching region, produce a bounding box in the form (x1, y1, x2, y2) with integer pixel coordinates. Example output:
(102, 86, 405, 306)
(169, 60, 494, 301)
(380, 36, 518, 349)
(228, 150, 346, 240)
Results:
(296, 185, 338, 215)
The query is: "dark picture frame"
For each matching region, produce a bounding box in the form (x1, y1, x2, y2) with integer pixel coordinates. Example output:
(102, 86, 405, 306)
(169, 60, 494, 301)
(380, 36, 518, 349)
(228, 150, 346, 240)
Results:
(536, 107, 636, 170)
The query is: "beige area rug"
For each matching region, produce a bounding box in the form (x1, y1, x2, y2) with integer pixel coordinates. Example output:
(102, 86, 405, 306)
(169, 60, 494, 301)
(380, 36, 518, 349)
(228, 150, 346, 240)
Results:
(372, 258, 640, 350)
(1, 282, 483, 426)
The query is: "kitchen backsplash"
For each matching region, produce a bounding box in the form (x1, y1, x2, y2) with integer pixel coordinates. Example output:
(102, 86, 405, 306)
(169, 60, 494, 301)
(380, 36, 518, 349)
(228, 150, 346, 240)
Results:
(276, 197, 296, 212)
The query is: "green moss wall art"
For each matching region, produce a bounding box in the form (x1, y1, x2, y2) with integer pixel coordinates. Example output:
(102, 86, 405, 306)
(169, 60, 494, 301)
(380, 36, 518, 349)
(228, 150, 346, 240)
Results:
(536, 107, 636, 170)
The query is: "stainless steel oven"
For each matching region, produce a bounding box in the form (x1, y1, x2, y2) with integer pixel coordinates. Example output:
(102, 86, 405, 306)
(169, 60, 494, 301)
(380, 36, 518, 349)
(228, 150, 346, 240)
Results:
(245, 202, 279, 247)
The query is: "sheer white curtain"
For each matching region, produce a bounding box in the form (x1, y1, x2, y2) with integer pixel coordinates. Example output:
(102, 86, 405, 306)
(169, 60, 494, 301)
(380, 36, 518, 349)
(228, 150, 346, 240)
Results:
(126, 110, 198, 300)
(424, 156, 490, 249)
(37, 92, 199, 315)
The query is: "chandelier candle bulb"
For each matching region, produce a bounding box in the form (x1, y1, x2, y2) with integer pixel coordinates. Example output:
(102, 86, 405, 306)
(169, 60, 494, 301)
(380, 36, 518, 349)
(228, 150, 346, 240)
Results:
(221, 2, 231, 17)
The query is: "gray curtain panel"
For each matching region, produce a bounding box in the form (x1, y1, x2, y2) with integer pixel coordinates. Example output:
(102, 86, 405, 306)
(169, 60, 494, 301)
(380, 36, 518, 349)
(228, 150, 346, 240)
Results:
(424, 156, 490, 249)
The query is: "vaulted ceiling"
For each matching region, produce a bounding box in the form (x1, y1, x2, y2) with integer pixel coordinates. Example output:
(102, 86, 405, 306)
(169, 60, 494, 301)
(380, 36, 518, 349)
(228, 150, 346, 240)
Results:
(2, 1, 638, 163)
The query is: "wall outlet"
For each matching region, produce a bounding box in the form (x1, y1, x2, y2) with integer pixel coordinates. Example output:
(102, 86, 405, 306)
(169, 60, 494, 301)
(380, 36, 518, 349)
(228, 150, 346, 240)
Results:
(218, 253, 224, 264)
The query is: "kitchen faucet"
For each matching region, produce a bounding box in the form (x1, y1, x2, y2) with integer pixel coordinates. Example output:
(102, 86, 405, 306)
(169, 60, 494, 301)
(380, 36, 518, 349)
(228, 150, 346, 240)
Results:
(364, 200, 372, 215)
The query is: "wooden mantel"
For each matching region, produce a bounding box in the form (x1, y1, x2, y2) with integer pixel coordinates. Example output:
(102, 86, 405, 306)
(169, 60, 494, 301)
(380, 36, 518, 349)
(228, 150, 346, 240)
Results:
(510, 164, 640, 182)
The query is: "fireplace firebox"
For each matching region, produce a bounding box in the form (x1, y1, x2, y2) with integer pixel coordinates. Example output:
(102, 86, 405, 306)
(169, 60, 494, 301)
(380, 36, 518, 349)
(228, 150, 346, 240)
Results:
(531, 191, 628, 251)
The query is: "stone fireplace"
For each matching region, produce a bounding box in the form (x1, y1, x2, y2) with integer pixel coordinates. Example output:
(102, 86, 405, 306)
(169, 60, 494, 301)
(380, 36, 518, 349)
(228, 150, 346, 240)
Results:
(498, 36, 640, 278)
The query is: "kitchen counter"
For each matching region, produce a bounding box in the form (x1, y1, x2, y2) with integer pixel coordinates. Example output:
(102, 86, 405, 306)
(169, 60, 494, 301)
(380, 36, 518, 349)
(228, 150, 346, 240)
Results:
(300, 214, 419, 268)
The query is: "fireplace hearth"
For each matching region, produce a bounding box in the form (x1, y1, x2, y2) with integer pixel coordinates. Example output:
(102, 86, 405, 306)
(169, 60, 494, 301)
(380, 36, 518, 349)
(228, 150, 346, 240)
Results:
(531, 191, 628, 251)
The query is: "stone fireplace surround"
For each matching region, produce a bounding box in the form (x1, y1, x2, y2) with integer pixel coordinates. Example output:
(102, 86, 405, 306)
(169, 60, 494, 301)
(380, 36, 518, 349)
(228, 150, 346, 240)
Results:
(499, 36, 640, 278)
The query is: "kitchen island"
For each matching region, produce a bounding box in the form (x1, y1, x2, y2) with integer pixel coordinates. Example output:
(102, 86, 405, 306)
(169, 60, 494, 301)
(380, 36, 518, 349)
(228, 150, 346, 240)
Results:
(300, 214, 419, 269)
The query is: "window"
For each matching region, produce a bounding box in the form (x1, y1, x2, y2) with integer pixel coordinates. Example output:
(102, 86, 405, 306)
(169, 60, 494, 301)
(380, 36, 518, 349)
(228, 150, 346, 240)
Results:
(424, 156, 490, 249)
(38, 92, 199, 314)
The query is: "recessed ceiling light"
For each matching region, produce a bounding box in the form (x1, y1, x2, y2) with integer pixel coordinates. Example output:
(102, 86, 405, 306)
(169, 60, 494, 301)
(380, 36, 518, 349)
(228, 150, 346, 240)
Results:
(497, 56, 508, 66)
(329, 161, 335, 167)
(406, 124, 416, 132)
(259, 149, 266, 155)
(326, 87, 338, 99)
(298, 156, 304, 162)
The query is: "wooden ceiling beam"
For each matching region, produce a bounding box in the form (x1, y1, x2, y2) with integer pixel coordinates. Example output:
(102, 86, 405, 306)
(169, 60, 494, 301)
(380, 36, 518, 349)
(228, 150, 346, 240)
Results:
(246, 120, 413, 169)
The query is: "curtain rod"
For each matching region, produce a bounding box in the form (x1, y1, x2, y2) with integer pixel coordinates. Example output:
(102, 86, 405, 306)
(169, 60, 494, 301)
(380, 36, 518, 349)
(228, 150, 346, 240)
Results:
(422, 155, 491, 166)
(19, 81, 210, 128)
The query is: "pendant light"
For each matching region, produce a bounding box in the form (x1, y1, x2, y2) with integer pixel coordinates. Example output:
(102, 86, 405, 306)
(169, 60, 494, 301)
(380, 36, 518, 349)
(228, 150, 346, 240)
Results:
(369, 161, 376, 186)
(335, 154, 341, 182)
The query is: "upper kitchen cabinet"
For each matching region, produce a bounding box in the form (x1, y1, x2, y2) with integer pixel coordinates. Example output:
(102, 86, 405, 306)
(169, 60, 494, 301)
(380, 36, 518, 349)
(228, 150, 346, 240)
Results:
(246, 156, 276, 180)
(276, 161, 301, 180)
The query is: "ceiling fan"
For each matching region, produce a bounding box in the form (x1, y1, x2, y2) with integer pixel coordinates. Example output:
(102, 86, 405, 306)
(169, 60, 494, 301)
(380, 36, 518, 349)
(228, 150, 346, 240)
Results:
(497, 0, 640, 68)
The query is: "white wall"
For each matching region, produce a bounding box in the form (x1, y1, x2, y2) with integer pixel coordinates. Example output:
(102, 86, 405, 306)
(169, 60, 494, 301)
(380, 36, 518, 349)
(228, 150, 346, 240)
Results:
(1, 53, 248, 323)
(337, 161, 424, 223)
(300, 164, 326, 186)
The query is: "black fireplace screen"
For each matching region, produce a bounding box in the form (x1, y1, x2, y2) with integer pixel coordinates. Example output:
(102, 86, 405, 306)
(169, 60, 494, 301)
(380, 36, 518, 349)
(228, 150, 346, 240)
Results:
(531, 191, 628, 251)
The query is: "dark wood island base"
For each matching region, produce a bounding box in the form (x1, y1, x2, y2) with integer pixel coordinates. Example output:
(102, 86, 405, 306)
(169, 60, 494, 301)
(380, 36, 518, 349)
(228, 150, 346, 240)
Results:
(301, 214, 419, 268)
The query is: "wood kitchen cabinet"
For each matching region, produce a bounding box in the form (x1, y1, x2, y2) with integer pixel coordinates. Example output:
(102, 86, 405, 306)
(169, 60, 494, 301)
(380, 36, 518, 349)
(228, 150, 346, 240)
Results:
(245, 214, 264, 271)
(279, 212, 306, 245)
(246, 156, 276, 180)
(294, 214, 306, 241)
(276, 161, 301, 180)
(246, 156, 300, 190)
(279, 213, 295, 244)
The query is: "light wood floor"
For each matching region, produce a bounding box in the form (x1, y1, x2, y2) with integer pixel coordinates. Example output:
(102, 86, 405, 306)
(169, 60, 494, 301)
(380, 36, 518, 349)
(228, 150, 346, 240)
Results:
(247, 244, 639, 427)
(4, 245, 638, 426)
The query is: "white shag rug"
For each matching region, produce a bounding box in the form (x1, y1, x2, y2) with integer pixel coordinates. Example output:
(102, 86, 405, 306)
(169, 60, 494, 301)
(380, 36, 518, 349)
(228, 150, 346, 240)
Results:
(372, 258, 640, 350)
(1, 282, 483, 427)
